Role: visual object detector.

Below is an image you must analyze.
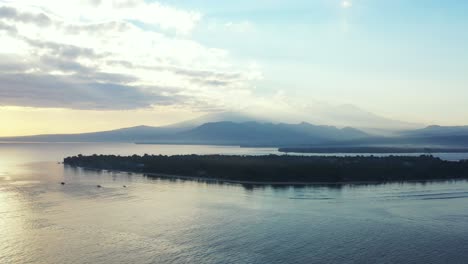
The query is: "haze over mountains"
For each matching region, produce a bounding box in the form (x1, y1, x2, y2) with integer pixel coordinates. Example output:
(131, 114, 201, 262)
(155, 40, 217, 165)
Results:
(285, 104, 422, 132)
(1, 112, 468, 148)
(172, 121, 368, 145)
(0, 120, 368, 146)
(399, 125, 468, 138)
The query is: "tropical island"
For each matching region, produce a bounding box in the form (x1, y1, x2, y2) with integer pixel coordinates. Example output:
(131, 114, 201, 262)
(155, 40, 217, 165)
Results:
(63, 154, 468, 184)
(278, 147, 468, 154)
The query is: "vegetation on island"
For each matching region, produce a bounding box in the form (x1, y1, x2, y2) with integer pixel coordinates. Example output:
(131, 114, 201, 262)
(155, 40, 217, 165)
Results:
(63, 154, 468, 183)
(278, 147, 468, 154)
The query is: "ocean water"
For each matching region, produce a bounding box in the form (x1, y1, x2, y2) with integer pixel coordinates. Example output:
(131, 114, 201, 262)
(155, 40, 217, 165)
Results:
(1, 143, 468, 264)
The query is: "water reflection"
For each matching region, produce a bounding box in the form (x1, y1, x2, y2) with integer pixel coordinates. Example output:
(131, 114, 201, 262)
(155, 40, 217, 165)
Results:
(2, 143, 468, 263)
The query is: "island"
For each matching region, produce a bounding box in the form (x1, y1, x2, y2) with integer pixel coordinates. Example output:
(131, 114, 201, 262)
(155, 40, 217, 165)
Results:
(278, 147, 468, 154)
(63, 154, 468, 184)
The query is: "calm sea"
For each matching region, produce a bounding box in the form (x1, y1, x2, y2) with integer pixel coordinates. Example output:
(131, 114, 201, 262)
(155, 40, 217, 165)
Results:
(1, 143, 468, 264)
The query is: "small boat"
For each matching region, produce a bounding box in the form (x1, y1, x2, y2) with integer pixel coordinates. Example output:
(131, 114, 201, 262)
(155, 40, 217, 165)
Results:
(60, 182, 65, 185)
(97, 185, 102, 188)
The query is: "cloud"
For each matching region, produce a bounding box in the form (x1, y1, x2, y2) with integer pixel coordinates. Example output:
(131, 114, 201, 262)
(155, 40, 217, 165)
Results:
(0, 1, 261, 111)
(0, 6, 52, 26)
(105, 60, 243, 82)
(24, 38, 103, 59)
(0, 54, 29, 72)
(0, 72, 183, 110)
(2, 0, 201, 34)
(0, 20, 16, 33)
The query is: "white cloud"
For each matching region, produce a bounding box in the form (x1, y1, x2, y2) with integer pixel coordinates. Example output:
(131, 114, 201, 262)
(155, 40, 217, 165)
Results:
(0, 1, 261, 111)
(3, 0, 201, 34)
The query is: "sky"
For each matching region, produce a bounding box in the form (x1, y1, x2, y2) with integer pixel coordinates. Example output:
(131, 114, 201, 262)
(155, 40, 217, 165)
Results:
(1, 0, 468, 136)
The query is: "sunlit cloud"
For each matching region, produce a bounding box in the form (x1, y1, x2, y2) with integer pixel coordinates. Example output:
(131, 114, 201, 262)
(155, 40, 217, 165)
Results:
(0, 0, 261, 111)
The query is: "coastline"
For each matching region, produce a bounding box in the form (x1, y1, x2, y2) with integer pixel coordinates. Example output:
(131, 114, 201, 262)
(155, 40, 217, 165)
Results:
(64, 154, 468, 186)
(72, 165, 467, 186)
(278, 147, 468, 154)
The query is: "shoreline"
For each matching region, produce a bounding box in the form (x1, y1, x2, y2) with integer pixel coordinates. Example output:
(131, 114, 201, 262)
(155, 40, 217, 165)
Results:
(278, 147, 468, 154)
(64, 154, 468, 186)
(73, 165, 467, 186)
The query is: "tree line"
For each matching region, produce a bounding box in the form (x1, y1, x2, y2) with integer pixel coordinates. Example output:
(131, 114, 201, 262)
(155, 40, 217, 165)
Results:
(63, 154, 468, 183)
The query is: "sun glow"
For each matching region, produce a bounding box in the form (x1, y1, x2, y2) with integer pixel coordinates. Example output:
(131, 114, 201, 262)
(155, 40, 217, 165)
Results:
(341, 0, 352, 8)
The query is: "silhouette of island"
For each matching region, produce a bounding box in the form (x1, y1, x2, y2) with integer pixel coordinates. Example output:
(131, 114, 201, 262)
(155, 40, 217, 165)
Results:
(64, 154, 468, 184)
(279, 147, 468, 154)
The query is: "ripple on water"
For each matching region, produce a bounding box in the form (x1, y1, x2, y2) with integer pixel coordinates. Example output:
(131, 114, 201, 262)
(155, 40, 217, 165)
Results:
(1, 144, 468, 263)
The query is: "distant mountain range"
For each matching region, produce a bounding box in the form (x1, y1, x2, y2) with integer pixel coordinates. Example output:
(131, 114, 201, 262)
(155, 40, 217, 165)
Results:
(2, 112, 468, 148)
(399, 125, 468, 137)
(170, 121, 368, 145)
(0, 120, 369, 146)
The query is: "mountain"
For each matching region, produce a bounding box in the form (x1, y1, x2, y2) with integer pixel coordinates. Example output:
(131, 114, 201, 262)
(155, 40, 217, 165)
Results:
(255, 103, 423, 133)
(171, 121, 368, 145)
(0, 125, 173, 142)
(317, 125, 468, 148)
(0, 112, 262, 143)
(380, 125, 468, 147)
(166, 111, 267, 130)
(0, 120, 369, 145)
(3, 112, 466, 147)
(320, 104, 422, 131)
(400, 125, 468, 137)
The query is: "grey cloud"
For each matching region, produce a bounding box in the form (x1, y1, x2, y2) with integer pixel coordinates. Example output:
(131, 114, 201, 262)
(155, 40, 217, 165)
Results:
(38, 56, 138, 84)
(64, 21, 131, 35)
(0, 57, 219, 111)
(0, 53, 185, 110)
(0, 6, 52, 27)
(0, 53, 135, 84)
(189, 78, 232, 87)
(83, 71, 138, 84)
(39, 56, 94, 74)
(0, 54, 29, 72)
(0, 73, 184, 110)
(24, 38, 104, 59)
(0, 6, 130, 36)
(20, 38, 131, 83)
(170, 68, 241, 81)
(0, 5, 232, 112)
(0, 20, 17, 34)
(107, 60, 243, 85)
(179, 97, 229, 113)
